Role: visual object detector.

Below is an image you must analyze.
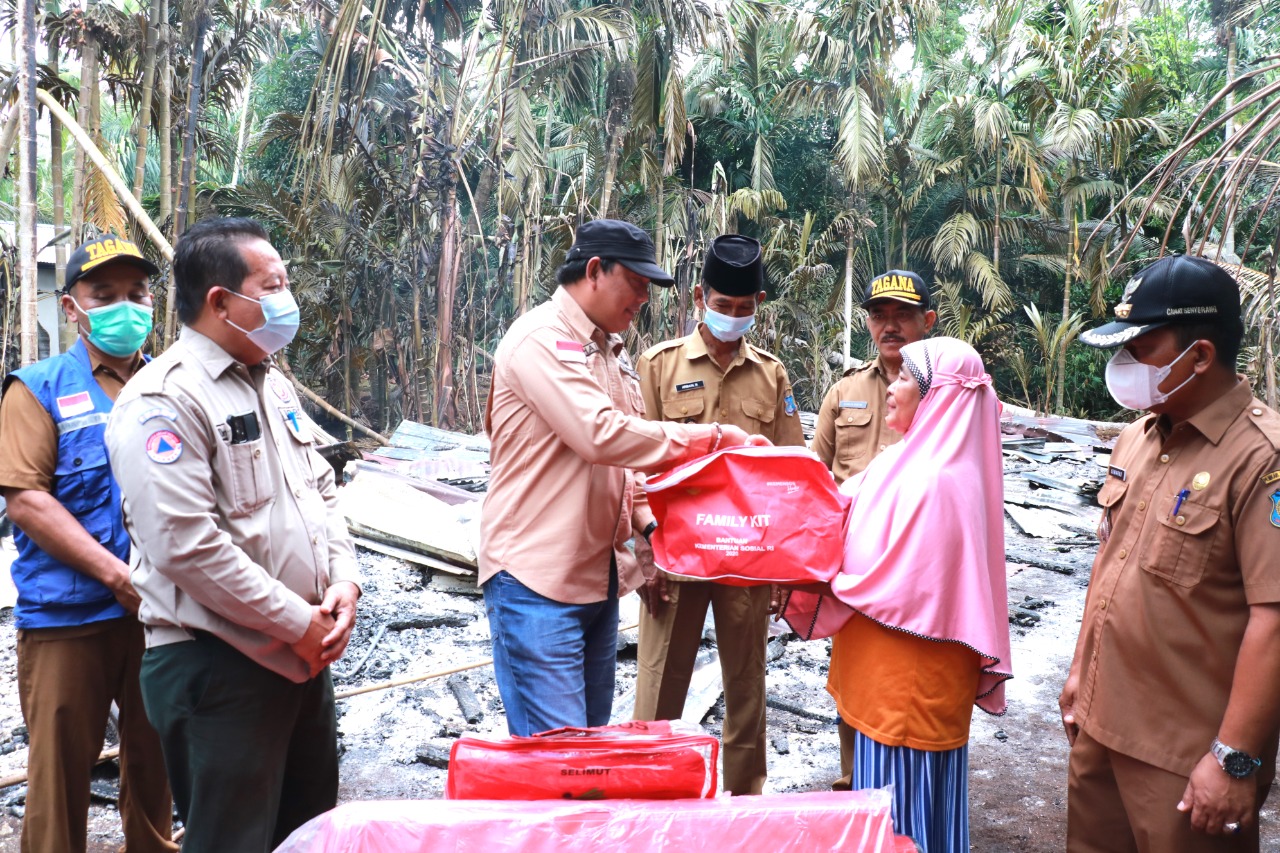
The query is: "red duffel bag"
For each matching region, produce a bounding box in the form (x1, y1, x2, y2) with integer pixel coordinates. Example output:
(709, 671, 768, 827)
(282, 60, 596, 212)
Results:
(446, 720, 719, 800)
(644, 446, 849, 586)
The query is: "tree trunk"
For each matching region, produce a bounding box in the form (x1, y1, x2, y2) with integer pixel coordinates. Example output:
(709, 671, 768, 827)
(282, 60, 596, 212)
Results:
(230, 74, 254, 186)
(49, 42, 68, 292)
(0, 107, 20, 176)
(1221, 29, 1237, 258)
(71, 27, 99, 243)
(1056, 206, 1078, 413)
(843, 234, 854, 369)
(598, 64, 636, 217)
(169, 8, 207, 344)
(159, 0, 173, 225)
(993, 145, 1002, 274)
(435, 183, 460, 427)
(17, 0, 38, 365)
(132, 0, 163, 202)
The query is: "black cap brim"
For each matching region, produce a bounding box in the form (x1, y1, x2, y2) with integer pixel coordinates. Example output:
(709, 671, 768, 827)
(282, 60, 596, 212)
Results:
(861, 295, 927, 309)
(1079, 319, 1169, 349)
(66, 256, 161, 292)
(618, 258, 675, 286)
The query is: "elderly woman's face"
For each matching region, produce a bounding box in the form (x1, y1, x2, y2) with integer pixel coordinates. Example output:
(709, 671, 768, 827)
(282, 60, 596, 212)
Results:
(885, 372, 922, 433)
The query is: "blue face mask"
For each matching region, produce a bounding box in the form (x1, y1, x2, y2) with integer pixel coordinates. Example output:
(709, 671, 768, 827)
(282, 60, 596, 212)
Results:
(703, 307, 755, 342)
(226, 289, 301, 355)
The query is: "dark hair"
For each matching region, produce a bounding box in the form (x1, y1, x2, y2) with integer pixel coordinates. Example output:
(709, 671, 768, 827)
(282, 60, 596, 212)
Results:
(173, 217, 270, 323)
(556, 257, 617, 286)
(1173, 320, 1243, 370)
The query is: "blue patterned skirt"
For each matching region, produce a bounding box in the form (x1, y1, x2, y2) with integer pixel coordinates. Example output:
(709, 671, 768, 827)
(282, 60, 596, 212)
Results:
(851, 729, 968, 853)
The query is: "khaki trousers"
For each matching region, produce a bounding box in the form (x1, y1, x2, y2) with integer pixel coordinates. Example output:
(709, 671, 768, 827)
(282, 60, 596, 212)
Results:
(635, 579, 770, 795)
(16, 617, 175, 853)
(1068, 728, 1266, 853)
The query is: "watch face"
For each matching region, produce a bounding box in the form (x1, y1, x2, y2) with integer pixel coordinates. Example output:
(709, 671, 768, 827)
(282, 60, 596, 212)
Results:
(1224, 752, 1257, 778)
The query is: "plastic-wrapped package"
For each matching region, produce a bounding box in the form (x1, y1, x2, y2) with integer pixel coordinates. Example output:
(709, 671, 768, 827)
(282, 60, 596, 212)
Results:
(274, 790, 905, 852)
(645, 447, 850, 586)
(447, 720, 718, 800)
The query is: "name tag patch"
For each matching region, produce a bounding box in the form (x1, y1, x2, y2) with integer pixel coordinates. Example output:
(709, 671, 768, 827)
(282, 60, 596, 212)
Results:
(676, 381, 705, 392)
(137, 406, 179, 424)
(1263, 470, 1280, 486)
(56, 391, 94, 418)
(839, 401, 868, 409)
(1108, 466, 1127, 481)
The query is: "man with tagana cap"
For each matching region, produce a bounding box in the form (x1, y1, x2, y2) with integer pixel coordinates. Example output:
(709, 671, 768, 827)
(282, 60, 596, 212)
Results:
(1060, 255, 1280, 852)
(0, 235, 176, 853)
(480, 220, 768, 738)
(809, 268, 937, 789)
(631, 234, 805, 795)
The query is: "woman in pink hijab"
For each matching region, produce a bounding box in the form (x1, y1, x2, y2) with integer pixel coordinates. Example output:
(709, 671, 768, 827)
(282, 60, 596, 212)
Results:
(786, 336, 1011, 853)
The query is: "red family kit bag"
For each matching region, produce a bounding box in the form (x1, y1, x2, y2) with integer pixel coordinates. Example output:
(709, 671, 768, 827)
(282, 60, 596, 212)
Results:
(446, 720, 719, 801)
(644, 446, 849, 586)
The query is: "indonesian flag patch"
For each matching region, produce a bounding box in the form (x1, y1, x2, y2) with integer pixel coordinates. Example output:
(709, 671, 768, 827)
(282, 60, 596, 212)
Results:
(55, 391, 94, 418)
(555, 340, 586, 364)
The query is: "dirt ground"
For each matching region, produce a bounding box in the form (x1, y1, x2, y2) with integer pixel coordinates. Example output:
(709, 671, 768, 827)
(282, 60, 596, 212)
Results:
(2, 531, 1278, 852)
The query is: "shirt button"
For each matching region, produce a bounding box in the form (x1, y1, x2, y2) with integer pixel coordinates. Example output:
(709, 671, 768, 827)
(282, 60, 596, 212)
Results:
(254, 448, 262, 458)
(1253, 408, 1263, 416)
(878, 444, 886, 451)
(681, 406, 688, 414)
(1118, 549, 1128, 559)
(1137, 500, 1146, 511)
(312, 535, 319, 545)
(1099, 599, 1107, 609)
(294, 488, 303, 498)
(846, 416, 854, 423)
(1159, 453, 1170, 463)
(1175, 515, 1186, 526)
(720, 409, 728, 417)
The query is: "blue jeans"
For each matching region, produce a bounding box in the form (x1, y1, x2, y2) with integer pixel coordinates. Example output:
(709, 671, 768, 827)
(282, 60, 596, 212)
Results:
(483, 568, 619, 736)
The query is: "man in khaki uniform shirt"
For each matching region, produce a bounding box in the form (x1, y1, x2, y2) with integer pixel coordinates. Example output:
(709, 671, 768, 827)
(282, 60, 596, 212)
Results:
(104, 218, 361, 853)
(809, 269, 936, 788)
(632, 235, 803, 795)
(481, 219, 761, 738)
(1060, 255, 1280, 852)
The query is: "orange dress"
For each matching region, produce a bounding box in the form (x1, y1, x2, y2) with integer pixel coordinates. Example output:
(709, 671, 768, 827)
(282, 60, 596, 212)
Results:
(828, 613, 982, 751)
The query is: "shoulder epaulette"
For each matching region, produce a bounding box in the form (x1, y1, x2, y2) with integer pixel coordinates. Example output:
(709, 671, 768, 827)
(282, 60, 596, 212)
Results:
(1245, 401, 1280, 453)
(639, 337, 690, 362)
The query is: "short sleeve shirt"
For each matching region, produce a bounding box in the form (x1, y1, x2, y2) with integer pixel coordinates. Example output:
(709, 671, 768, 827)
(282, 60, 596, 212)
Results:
(1074, 379, 1280, 777)
(810, 357, 902, 484)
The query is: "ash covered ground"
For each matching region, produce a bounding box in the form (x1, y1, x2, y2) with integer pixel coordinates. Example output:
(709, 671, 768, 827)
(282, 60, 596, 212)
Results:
(1, 456, 1278, 851)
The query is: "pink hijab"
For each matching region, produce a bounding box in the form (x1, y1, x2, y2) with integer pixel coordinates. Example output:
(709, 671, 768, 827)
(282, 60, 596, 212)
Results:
(786, 337, 1012, 714)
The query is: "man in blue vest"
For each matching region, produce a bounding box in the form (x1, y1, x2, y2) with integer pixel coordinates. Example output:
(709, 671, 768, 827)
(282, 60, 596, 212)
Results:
(0, 235, 175, 853)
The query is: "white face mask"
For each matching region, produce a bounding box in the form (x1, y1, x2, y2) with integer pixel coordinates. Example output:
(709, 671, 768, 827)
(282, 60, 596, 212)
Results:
(703, 307, 755, 342)
(1105, 342, 1197, 411)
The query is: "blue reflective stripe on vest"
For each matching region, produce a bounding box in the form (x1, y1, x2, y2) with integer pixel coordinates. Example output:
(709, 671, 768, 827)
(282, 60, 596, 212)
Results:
(6, 339, 132, 629)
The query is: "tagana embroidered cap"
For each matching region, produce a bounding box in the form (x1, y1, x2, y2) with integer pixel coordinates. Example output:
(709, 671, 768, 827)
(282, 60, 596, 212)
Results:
(1080, 255, 1242, 349)
(65, 235, 160, 292)
(861, 270, 931, 310)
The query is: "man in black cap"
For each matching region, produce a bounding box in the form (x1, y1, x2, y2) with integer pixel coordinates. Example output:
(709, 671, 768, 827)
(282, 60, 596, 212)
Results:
(480, 220, 764, 737)
(809, 268, 936, 789)
(0, 235, 176, 852)
(1059, 255, 1280, 851)
(631, 234, 803, 794)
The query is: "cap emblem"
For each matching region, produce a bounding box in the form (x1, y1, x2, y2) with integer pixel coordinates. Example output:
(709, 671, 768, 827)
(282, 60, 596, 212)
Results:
(1114, 303, 1132, 319)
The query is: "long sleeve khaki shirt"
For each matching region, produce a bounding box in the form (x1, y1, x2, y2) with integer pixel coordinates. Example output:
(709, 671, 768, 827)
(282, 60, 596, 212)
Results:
(480, 287, 719, 603)
(104, 327, 360, 683)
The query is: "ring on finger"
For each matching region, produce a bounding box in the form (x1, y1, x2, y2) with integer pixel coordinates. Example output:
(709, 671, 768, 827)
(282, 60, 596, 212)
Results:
(1225, 822, 1241, 834)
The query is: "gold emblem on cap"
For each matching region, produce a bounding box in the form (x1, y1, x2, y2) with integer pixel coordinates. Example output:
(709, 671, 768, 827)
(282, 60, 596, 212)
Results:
(1114, 303, 1132, 319)
(1192, 471, 1211, 491)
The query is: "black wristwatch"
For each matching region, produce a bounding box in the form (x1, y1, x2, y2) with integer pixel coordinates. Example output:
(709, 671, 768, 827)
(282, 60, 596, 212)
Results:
(1212, 738, 1262, 779)
(641, 521, 658, 544)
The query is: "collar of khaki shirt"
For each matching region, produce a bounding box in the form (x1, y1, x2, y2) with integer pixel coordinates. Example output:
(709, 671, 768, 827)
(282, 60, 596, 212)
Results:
(84, 342, 145, 386)
(1146, 376, 1252, 446)
(178, 325, 271, 379)
(551, 287, 624, 356)
(682, 323, 763, 367)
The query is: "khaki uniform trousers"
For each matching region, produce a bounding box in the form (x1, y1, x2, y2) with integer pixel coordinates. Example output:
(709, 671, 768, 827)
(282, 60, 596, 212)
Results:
(1068, 729, 1266, 853)
(16, 617, 175, 853)
(635, 578, 770, 795)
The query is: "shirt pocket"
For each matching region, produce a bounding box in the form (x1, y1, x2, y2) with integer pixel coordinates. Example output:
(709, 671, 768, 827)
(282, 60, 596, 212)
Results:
(741, 398, 776, 433)
(834, 408, 874, 463)
(225, 438, 274, 517)
(1140, 495, 1221, 588)
(662, 395, 705, 423)
(1095, 476, 1127, 542)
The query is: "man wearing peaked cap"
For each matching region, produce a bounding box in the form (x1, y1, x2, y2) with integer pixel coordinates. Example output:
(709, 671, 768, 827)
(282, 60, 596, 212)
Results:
(0, 235, 176, 852)
(480, 220, 768, 738)
(1061, 255, 1280, 851)
(632, 233, 803, 795)
(808, 268, 936, 791)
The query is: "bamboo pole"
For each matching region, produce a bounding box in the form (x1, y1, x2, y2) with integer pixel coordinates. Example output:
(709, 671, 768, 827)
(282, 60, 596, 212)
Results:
(34, 89, 174, 261)
(17, 0, 38, 366)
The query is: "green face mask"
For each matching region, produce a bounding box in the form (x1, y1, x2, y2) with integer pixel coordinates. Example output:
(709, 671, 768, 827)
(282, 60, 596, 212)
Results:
(70, 297, 154, 357)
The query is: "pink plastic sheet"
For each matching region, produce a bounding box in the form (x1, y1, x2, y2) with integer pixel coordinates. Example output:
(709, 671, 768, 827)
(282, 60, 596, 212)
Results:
(275, 791, 900, 852)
